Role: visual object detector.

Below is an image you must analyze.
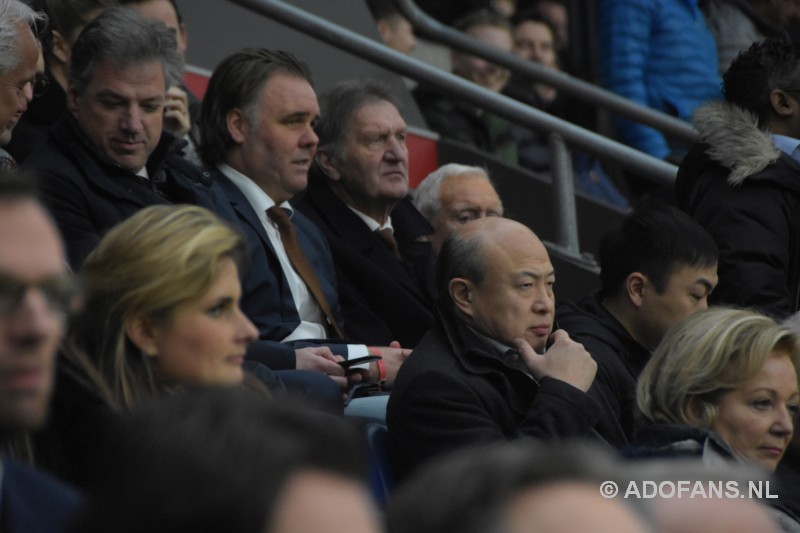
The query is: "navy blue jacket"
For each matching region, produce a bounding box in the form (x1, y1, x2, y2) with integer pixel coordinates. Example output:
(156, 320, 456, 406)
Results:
(212, 169, 348, 370)
(1, 458, 84, 533)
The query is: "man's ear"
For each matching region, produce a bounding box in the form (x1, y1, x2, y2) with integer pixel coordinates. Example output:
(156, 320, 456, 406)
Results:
(316, 150, 342, 181)
(449, 278, 475, 317)
(376, 19, 393, 45)
(625, 272, 647, 309)
(770, 89, 795, 118)
(51, 30, 70, 64)
(125, 317, 159, 357)
(226, 108, 247, 145)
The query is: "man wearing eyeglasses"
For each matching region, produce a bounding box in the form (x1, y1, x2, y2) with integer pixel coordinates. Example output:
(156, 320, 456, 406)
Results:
(0, 1, 42, 169)
(0, 171, 83, 532)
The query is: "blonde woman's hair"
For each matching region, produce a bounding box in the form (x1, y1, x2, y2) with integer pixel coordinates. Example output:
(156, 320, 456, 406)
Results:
(637, 306, 800, 428)
(70, 205, 247, 410)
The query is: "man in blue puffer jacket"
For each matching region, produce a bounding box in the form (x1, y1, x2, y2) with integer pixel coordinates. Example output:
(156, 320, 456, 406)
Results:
(597, 0, 722, 160)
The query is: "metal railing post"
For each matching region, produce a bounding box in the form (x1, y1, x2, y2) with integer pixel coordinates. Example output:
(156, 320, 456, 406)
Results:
(548, 133, 580, 256)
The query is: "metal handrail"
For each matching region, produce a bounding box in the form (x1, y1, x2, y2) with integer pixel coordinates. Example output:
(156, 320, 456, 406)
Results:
(393, 0, 699, 145)
(226, 0, 678, 187)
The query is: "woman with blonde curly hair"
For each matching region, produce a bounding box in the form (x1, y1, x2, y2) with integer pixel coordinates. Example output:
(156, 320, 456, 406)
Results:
(636, 306, 800, 473)
(634, 306, 800, 530)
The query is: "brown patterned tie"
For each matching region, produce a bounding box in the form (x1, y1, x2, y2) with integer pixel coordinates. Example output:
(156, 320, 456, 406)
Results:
(267, 206, 344, 338)
(375, 228, 402, 260)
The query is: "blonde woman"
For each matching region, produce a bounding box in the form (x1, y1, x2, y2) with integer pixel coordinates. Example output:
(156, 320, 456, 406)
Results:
(635, 306, 800, 530)
(36, 205, 262, 486)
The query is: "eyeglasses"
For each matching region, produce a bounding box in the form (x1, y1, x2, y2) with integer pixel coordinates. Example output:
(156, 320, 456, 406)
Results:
(2, 72, 50, 99)
(0, 271, 82, 318)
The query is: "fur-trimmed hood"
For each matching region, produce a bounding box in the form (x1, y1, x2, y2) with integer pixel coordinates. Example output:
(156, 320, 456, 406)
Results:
(692, 101, 780, 185)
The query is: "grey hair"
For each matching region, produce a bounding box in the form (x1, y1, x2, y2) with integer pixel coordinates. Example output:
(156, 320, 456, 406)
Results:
(315, 79, 400, 161)
(0, 0, 45, 74)
(413, 163, 490, 222)
(69, 7, 181, 95)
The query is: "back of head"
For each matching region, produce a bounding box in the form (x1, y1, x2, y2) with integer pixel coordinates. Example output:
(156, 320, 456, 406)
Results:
(0, 0, 44, 75)
(77, 389, 367, 533)
(723, 38, 800, 125)
(387, 440, 648, 533)
(75, 204, 245, 408)
(315, 79, 399, 162)
(198, 48, 312, 168)
(30, 0, 119, 67)
(68, 6, 181, 95)
(637, 306, 800, 427)
(0, 167, 40, 202)
(599, 201, 718, 299)
(365, 0, 400, 23)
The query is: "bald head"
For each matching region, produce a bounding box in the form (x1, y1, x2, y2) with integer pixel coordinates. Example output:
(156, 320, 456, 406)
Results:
(439, 218, 555, 349)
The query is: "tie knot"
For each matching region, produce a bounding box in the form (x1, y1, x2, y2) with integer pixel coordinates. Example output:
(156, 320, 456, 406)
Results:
(267, 206, 291, 229)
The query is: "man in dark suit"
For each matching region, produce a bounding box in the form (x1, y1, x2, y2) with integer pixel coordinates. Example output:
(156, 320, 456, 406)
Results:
(0, 171, 83, 532)
(295, 80, 437, 348)
(22, 8, 216, 269)
(197, 49, 407, 392)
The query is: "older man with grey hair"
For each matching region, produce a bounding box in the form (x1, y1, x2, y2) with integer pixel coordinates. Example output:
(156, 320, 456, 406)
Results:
(413, 163, 504, 254)
(0, 0, 43, 168)
(22, 7, 217, 268)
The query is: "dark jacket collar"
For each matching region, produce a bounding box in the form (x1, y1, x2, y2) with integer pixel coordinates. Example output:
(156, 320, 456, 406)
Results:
(437, 306, 535, 380)
(564, 291, 651, 377)
(62, 112, 186, 180)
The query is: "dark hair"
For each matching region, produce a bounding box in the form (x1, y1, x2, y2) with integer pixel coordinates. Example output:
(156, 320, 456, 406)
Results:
(366, 0, 401, 23)
(30, 0, 118, 67)
(723, 38, 800, 125)
(117, 0, 182, 23)
(452, 8, 511, 33)
(435, 229, 487, 311)
(599, 201, 718, 298)
(76, 390, 367, 533)
(387, 440, 633, 533)
(0, 169, 40, 202)
(315, 79, 400, 162)
(198, 48, 313, 168)
(69, 7, 182, 95)
(510, 7, 557, 36)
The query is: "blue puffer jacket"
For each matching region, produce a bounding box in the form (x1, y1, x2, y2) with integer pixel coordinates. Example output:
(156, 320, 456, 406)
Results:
(597, 0, 722, 159)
